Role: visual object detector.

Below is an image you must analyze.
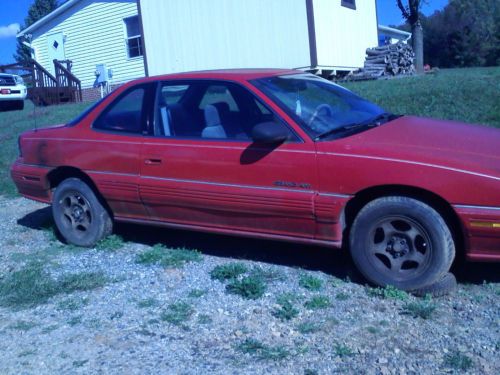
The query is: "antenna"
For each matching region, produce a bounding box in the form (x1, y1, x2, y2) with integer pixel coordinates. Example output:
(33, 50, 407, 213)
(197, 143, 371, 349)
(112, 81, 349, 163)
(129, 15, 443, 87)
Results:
(33, 99, 37, 132)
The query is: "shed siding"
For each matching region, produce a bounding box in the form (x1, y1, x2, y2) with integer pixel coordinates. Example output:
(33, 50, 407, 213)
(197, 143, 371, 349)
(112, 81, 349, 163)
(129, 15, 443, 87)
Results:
(140, 0, 311, 76)
(31, 0, 144, 89)
(313, 0, 378, 69)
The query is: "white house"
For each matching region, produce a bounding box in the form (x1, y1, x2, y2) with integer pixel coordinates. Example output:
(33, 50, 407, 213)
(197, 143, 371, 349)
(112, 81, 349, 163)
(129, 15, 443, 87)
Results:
(17, 0, 378, 100)
(17, 0, 145, 100)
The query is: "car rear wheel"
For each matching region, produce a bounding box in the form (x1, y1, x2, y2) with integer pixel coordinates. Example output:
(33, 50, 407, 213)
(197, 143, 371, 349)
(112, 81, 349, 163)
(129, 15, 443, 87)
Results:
(349, 196, 455, 291)
(52, 178, 112, 247)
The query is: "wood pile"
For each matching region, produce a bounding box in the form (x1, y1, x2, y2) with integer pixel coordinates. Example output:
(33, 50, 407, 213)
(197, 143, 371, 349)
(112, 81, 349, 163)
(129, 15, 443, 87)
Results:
(347, 42, 416, 80)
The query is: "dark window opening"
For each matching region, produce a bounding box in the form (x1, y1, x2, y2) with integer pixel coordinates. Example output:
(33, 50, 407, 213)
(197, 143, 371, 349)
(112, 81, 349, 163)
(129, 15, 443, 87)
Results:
(341, 0, 356, 10)
(124, 16, 143, 58)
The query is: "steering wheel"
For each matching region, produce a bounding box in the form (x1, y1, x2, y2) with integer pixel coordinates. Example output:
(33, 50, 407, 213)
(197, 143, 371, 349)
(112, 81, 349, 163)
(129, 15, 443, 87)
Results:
(308, 104, 334, 130)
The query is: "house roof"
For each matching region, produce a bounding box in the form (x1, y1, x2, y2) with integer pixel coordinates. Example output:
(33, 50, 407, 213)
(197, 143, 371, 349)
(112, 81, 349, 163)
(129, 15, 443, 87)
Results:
(17, 0, 82, 38)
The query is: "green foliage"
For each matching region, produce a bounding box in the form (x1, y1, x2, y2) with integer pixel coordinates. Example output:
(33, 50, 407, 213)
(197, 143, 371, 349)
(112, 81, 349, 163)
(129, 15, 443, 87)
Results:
(421, 0, 500, 67)
(333, 343, 355, 357)
(443, 350, 473, 371)
(298, 274, 323, 291)
(237, 338, 289, 361)
(136, 244, 202, 268)
(137, 298, 159, 308)
(160, 302, 194, 326)
(0, 262, 107, 308)
(187, 289, 207, 298)
(343, 67, 500, 128)
(210, 263, 248, 281)
(226, 276, 266, 300)
(304, 296, 331, 310)
(57, 296, 89, 311)
(297, 321, 322, 334)
(366, 285, 409, 301)
(95, 235, 124, 251)
(272, 294, 299, 321)
(401, 299, 437, 319)
(335, 292, 350, 301)
(14, 0, 59, 63)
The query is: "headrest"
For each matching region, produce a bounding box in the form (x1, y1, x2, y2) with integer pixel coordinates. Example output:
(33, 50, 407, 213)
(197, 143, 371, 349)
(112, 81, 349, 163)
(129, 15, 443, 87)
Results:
(204, 104, 221, 127)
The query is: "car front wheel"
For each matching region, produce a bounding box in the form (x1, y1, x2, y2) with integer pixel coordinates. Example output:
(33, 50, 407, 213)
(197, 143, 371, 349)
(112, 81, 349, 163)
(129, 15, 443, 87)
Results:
(52, 178, 112, 247)
(349, 196, 455, 291)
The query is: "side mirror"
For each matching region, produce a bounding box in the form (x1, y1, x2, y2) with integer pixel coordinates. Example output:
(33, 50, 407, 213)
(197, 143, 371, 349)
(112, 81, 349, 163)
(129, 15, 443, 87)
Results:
(251, 121, 289, 144)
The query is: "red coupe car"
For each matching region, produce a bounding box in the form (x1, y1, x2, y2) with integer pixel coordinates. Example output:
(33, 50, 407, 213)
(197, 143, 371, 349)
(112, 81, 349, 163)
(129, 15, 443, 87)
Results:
(11, 69, 500, 291)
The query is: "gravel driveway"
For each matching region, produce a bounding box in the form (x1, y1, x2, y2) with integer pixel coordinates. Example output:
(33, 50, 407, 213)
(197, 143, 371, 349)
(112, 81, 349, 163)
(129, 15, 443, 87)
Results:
(0, 196, 498, 375)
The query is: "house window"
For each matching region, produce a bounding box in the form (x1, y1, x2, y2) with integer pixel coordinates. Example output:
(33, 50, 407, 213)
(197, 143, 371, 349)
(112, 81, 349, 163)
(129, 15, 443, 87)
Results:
(341, 0, 356, 10)
(124, 16, 143, 58)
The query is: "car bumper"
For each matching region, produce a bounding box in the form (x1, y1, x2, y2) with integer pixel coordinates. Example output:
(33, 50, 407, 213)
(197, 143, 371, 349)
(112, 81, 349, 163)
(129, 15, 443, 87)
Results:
(0, 85, 27, 101)
(10, 160, 51, 203)
(454, 204, 500, 261)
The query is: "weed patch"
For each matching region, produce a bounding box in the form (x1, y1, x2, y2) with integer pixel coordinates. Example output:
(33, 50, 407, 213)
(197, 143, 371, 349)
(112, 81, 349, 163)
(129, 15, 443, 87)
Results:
(161, 302, 194, 326)
(443, 350, 473, 371)
(335, 292, 350, 301)
(188, 289, 207, 298)
(304, 296, 331, 310)
(210, 263, 248, 281)
(96, 235, 124, 251)
(297, 321, 322, 334)
(333, 343, 355, 357)
(0, 262, 107, 309)
(299, 274, 323, 291)
(226, 276, 266, 300)
(136, 244, 202, 268)
(402, 299, 437, 320)
(366, 285, 409, 301)
(137, 298, 159, 308)
(272, 294, 299, 321)
(237, 338, 289, 361)
(9, 320, 37, 331)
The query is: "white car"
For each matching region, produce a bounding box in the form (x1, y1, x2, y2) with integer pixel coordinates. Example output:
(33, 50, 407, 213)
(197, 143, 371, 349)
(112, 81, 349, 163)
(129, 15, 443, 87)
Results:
(0, 73, 27, 110)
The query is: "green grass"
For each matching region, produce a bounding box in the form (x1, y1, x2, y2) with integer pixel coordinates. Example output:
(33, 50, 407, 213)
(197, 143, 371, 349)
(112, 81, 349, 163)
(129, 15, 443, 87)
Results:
(298, 274, 323, 291)
(366, 285, 409, 301)
(343, 67, 500, 128)
(237, 338, 289, 361)
(210, 263, 248, 281)
(136, 244, 202, 268)
(272, 293, 300, 321)
(137, 297, 159, 308)
(333, 343, 355, 357)
(297, 321, 322, 334)
(160, 301, 194, 327)
(443, 350, 473, 371)
(0, 100, 94, 196)
(304, 295, 331, 310)
(401, 299, 437, 320)
(226, 275, 266, 300)
(0, 262, 107, 308)
(95, 234, 124, 251)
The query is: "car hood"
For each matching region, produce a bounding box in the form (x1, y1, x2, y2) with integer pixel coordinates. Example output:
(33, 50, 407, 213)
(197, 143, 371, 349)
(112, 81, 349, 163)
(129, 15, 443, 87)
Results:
(322, 116, 500, 179)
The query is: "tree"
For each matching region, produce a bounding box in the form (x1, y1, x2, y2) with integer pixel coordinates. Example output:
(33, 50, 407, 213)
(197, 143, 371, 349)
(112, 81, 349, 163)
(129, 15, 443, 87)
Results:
(14, 0, 59, 64)
(397, 0, 425, 73)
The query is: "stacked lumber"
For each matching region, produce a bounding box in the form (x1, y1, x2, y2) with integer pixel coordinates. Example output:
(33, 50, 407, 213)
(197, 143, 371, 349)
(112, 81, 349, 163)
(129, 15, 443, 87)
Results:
(348, 42, 416, 80)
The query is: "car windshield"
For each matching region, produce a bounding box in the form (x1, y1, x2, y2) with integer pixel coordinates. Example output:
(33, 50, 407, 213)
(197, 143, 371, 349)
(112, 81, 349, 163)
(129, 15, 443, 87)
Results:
(252, 73, 391, 140)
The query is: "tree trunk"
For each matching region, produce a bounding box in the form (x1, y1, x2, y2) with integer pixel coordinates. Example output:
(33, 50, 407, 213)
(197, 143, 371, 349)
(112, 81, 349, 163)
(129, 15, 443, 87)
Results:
(411, 20, 424, 74)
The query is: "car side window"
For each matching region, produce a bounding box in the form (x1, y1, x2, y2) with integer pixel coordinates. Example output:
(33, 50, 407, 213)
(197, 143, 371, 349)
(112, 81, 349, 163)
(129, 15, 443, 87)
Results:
(154, 81, 298, 142)
(93, 87, 145, 133)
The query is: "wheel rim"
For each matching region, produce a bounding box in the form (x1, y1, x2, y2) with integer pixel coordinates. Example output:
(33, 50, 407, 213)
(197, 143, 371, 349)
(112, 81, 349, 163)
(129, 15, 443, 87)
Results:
(365, 215, 432, 282)
(59, 191, 92, 237)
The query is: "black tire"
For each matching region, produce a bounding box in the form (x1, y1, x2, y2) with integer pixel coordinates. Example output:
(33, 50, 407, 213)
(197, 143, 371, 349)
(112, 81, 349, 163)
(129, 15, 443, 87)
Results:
(52, 178, 112, 247)
(349, 196, 455, 291)
(411, 272, 457, 297)
(16, 100, 24, 110)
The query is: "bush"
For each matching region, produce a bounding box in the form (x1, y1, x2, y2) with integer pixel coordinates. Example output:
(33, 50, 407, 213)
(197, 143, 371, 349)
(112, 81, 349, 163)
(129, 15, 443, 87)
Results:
(210, 263, 248, 281)
(226, 276, 266, 300)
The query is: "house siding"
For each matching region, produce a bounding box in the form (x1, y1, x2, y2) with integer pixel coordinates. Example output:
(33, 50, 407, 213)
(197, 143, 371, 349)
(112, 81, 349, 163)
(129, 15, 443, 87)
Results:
(30, 0, 144, 89)
(139, 0, 311, 76)
(313, 0, 378, 69)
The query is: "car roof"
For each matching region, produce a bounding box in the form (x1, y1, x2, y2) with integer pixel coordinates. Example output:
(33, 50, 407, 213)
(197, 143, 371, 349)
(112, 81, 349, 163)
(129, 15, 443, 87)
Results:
(134, 68, 300, 84)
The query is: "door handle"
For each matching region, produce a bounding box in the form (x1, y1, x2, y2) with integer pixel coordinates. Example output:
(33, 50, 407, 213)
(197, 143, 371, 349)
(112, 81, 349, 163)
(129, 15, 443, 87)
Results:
(144, 158, 162, 165)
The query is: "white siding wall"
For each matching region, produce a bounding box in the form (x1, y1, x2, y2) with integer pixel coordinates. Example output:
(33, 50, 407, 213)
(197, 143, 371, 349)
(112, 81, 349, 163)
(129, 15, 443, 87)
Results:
(31, 0, 145, 88)
(140, 0, 311, 76)
(313, 0, 378, 69)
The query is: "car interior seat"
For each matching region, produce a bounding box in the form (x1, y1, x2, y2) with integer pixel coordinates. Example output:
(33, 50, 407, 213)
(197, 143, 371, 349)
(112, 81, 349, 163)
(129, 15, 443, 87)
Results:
(202, 104, 227, 138)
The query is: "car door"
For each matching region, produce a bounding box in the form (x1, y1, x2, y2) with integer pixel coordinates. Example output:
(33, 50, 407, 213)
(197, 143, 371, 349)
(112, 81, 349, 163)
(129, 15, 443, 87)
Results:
(139, 80, 318, 239)
(79, 84, 154, 220)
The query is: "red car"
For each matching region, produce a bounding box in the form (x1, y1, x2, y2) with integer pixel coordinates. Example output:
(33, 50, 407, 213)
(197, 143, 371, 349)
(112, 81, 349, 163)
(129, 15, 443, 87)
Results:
(11, 69, 500, 291)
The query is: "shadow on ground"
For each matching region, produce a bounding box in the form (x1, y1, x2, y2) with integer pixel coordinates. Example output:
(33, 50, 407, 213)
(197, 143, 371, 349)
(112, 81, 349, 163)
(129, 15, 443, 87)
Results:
(17, 206, 500, 285)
